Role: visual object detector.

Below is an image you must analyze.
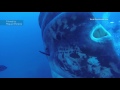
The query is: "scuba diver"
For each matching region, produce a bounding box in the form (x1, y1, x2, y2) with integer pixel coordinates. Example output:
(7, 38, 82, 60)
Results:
(39, 12, 120, 78)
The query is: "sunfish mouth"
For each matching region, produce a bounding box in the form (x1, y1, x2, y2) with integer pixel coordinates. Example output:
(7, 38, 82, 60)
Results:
(90, 24, 111, 42)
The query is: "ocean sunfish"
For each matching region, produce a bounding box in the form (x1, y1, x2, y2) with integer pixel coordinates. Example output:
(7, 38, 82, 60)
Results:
(39, 12, 120, 78)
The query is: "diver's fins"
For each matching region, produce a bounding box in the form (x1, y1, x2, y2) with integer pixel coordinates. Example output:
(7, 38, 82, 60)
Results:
(0, 65, 7, 72)
(39, 51, 50, 56)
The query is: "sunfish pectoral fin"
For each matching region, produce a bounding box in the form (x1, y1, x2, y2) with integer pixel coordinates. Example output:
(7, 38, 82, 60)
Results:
(39, 51, 50, 56)
(0, 65, 7, 72)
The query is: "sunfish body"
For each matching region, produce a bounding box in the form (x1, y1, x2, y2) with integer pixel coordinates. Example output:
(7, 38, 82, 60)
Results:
(39, 12, 120, 78)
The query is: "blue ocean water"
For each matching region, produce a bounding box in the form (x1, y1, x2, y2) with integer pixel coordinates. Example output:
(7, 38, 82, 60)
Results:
(0, 12, 52, 78)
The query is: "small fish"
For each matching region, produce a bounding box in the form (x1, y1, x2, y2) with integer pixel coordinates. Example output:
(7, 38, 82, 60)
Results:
(0, 65, 7, 72)
(39, 51, 50, 56)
